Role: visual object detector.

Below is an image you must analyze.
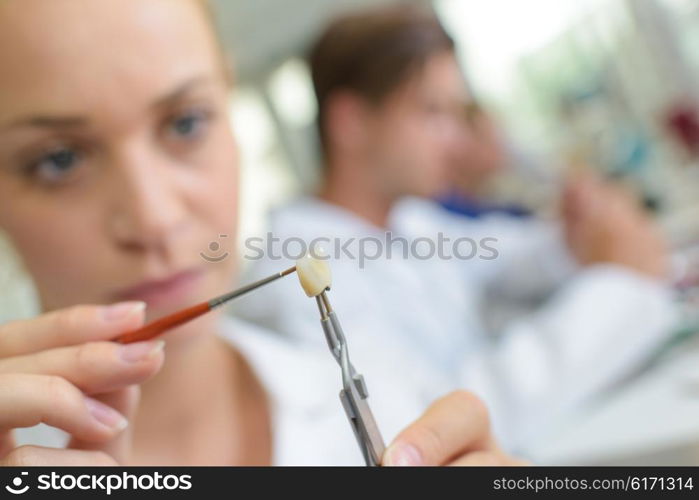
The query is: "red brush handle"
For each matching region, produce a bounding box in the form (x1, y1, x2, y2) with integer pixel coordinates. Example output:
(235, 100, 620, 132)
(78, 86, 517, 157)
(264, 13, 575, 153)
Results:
(116, 302, 211, 344)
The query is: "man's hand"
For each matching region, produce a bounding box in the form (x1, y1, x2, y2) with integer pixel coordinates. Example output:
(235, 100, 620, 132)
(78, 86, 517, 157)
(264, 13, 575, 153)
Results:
(562, 173, 669, 279)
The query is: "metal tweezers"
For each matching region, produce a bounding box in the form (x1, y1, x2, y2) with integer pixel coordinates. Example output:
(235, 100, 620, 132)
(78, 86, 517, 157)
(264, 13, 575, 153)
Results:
(315, 290, 386, 466)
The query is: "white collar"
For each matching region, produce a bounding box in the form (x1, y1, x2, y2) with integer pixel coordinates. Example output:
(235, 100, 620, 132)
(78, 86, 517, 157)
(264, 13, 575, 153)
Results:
(217, 315, 340, 418)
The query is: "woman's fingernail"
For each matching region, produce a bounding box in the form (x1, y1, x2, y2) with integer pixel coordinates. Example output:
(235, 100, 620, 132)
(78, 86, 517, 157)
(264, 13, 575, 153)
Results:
(102, 302, 146, 322)
(383, 443, 422, 466)
(86, 398, 128, 432)
(119, 340, 165, 363)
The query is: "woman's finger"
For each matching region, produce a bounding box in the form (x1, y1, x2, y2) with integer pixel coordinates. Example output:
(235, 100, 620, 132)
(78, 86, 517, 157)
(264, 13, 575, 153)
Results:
(0, 303, 145, 358)
(0, 374, 128, 446)
(1, 445, 117, 466)
(0, 340, 164, 394)
(70, 386, 140, 464)
(383, 391, 493, 466)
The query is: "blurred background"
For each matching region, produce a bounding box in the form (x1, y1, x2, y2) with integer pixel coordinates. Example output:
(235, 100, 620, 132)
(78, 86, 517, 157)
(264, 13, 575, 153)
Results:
(212, 0, 699, 466)
(2, 0, 699, 465)
(210, 0, 699, 258)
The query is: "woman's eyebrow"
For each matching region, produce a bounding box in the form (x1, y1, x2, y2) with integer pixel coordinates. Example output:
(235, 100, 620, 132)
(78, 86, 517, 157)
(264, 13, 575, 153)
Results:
(151, 75, 216, 109)
(1, 116, 87, 131)
(0, 76, 216, 130)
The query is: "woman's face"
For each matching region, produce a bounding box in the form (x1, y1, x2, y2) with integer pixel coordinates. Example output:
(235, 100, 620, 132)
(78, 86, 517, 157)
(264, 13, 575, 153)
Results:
(0, 0, 239, 322)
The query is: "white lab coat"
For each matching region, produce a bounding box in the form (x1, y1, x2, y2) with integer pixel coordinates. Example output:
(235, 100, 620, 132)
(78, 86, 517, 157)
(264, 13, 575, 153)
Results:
(235, 196, 678, 455)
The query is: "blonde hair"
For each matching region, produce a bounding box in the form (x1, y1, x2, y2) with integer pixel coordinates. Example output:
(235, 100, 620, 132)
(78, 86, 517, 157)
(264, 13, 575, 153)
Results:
(193, 0, 234, 85)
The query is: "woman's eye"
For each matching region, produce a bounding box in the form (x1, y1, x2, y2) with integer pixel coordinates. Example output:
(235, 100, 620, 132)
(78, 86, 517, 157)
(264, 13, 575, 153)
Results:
(167, 110, 210, 140)
(28, 148, 83, 185)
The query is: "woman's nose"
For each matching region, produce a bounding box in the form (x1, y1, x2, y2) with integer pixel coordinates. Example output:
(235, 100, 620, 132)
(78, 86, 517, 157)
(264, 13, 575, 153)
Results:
(107, 145, 190, 253)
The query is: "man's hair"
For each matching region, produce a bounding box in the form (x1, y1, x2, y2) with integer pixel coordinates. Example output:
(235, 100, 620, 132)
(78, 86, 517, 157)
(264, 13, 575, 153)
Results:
(308, 4, 455, 156)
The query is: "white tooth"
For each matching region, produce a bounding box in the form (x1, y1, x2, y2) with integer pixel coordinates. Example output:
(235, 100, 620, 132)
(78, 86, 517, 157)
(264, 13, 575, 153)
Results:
(296, 248, 332, 297)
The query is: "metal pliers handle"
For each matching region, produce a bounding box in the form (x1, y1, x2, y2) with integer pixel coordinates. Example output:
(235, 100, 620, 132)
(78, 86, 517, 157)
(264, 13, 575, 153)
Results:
(316, 291, 386, 466)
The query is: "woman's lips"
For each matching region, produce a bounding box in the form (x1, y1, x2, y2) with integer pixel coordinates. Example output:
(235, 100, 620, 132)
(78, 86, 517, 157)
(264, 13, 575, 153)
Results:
(114, 269, 204, 308)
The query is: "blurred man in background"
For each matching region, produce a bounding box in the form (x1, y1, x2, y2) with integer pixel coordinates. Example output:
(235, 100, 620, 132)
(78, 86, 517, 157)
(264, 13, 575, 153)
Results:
(236, 4, 677, 455)
(437, 101, 532, 219)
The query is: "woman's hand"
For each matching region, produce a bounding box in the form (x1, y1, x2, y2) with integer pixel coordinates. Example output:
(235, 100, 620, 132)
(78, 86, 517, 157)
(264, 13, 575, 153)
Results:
(383, 391, 525, 466)
(0, 302, 164, 466)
